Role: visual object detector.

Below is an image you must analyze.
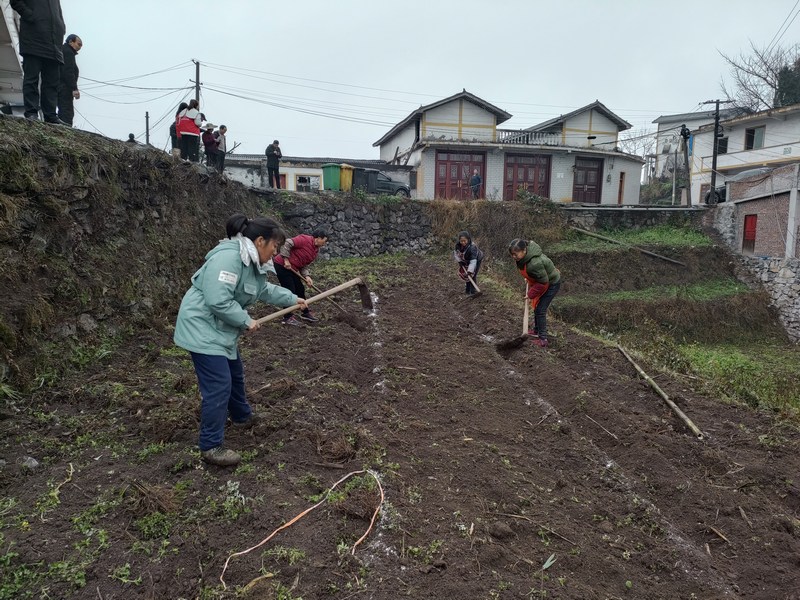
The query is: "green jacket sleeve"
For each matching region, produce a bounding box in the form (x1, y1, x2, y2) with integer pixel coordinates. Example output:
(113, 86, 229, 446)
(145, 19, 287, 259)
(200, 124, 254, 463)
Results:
(198, 252, 251, 329)
(257, 281, 298, 307)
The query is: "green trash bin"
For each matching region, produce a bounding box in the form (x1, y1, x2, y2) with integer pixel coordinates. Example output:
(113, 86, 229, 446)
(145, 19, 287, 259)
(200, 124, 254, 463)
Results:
(321, 163, 341, 191)
(340, 164, 354, 192)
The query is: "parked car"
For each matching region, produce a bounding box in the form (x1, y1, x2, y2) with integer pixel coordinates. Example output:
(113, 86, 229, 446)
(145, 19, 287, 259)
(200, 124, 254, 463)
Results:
(704, 167, 774, 204)
(376, 172, 410, 197)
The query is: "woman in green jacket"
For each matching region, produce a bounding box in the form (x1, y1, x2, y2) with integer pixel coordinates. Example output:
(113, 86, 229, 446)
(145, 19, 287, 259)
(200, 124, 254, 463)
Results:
(174, 214, 306, 466)
(509, 238, 561, 348)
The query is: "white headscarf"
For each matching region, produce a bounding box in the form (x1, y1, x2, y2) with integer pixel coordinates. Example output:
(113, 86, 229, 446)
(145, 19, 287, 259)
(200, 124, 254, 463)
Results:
(233, 233, 276, 275)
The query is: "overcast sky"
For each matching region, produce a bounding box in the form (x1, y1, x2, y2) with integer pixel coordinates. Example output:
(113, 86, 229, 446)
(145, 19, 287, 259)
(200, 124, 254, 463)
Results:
(57, 0, 800, 158)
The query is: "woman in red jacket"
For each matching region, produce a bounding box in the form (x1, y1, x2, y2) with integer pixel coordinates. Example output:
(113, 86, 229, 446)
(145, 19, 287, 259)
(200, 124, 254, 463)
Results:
(176, 99, 202, 162)
(273, 227, 330, 325)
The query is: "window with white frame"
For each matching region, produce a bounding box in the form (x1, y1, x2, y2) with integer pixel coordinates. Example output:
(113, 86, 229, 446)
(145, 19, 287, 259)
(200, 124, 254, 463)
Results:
(744, 126, 765, 150)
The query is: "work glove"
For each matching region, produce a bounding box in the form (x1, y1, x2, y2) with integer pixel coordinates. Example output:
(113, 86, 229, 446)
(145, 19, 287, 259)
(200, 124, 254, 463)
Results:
(458, 266, 468, 281)
(527, 282, 548, 299)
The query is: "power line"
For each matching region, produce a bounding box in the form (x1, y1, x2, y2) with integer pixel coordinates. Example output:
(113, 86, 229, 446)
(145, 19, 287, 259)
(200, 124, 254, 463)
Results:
(201, 85, 395, 127)
(82, 87, 193, 105)
(766, 0, 800, 54)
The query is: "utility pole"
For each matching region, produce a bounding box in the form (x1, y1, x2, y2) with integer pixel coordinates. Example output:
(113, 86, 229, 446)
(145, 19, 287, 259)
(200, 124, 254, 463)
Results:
(671, 143, 678, 205)
(191, 59, 200, 102)
(145, 111, 150, 146)
(680, 124, 692, 206)
(700, 99, 733, 203)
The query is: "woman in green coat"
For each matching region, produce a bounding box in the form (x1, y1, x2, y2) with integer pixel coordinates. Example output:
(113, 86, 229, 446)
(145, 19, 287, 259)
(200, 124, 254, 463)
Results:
(174, 214, 306, 466)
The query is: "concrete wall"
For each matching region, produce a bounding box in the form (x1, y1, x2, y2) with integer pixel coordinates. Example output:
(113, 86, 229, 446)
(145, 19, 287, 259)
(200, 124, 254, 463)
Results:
(564, 110, 617, 148)
(379, 123, 416, 162)
(422, 99, 495, 142)
(416, 148, 642, 203)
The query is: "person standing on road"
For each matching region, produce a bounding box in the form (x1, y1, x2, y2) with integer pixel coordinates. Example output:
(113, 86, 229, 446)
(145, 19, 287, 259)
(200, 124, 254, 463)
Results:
(174, 214, 306, 467)
(508, 238, 561, 348)
(453, 230, 483, 296)
(273, 227, 329, 326)
(265, 139, 282, 188)
(10, 0, 66, 123)
(469, 169, 482, 199)
(56, 33, 81, 125)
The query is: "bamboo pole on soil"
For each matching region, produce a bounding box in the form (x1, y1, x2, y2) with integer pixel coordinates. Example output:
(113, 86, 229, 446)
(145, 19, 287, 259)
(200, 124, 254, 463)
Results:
(617, 345, 703, 439)
(570, 226, 687, 267)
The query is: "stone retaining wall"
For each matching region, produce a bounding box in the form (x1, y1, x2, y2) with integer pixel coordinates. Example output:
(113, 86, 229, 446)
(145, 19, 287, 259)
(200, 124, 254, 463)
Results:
(741, 256, 800, 342)
(270, 196, 434, 258)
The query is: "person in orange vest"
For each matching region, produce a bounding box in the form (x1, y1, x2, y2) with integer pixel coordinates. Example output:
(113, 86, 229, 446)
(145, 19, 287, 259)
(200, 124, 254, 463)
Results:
(508, 238, 561, 347)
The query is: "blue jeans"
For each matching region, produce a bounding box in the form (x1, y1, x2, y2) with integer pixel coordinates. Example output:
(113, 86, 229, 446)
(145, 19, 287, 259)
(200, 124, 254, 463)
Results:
(191, 352, 252, 451)
(534, 281, 561, 340)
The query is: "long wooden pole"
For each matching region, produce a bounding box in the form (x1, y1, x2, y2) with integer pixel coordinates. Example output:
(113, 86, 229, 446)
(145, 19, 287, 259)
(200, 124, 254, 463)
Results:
(569, 226, 687, 267)
(617, 345, 703, 439)
(254, 278, 366, 325)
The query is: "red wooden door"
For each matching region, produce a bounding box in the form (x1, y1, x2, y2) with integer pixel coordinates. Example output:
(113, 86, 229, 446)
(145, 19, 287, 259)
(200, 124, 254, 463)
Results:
(435, 152, 485, 199)
(503, 154, 551, 200)
(572, 158, 603, 203)
(742, 214, 757, 254)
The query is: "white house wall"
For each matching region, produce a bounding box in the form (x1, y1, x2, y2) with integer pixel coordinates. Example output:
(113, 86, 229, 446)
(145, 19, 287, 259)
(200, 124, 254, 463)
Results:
(655, 115, 712, 177)
(422, 100, 496, 142)
(379, 123, 416, 162)
(691, 111, 800, 202)
(415, 147, 641, 203)
(564, 110, 618, 148)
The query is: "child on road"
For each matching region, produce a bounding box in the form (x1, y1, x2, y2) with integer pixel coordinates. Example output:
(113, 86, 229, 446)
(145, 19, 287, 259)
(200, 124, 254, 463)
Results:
(174, 214, 306, 466)
(273, 227, 330, 325)
(508, 238, 561, 347)
(454, 230, 484, 295)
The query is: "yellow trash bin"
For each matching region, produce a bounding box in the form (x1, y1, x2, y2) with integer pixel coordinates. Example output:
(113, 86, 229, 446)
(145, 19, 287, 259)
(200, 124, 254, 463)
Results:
(340, 163, 354, 192)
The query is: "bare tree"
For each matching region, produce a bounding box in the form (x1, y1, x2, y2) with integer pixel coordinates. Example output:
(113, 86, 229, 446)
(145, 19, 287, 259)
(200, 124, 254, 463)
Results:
(719, 41, 800, 111)
(617, 128, 656, 159)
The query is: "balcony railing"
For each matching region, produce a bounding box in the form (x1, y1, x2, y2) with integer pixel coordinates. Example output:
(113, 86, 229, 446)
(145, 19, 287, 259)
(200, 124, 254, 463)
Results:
(496, 129, 562, 146)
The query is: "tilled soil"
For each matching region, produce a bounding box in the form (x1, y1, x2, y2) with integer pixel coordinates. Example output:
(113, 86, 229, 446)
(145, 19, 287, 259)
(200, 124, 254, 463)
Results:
(1, 255, 799, 600)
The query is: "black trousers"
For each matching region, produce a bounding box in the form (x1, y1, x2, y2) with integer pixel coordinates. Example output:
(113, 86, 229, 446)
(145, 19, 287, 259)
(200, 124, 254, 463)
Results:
(533, 280, 561, 340)
(268, 167, 281, 188)
(57, 86, 74, 125)
(217, 152, 226, 172)
(275, 263, 310, 320)
(465, 260, 482, 294)
(22, 55, 60, 121)
(180, 135, 200, 161)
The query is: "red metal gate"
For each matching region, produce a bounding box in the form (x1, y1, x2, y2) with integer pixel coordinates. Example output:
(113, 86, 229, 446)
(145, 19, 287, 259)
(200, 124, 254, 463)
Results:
(435, 151, 485, 200)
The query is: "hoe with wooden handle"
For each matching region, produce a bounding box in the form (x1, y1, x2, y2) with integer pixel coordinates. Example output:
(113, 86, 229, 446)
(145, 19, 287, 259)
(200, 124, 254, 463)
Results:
(495, 283, 529, 353)
(254, 277, 372, 326)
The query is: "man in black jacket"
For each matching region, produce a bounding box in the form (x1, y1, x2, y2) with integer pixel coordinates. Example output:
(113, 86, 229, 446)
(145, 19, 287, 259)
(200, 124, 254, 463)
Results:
(265, 140, 282, 188)
(57, 34, 82, 126)
(10, 0, 66, 123)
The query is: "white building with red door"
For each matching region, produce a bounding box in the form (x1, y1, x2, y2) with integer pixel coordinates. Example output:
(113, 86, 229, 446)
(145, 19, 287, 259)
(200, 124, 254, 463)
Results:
(373, 90, 644, 203)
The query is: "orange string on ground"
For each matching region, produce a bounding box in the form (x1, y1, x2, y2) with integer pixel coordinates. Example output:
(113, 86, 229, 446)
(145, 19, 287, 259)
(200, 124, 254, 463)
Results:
(219, 469, 384, 588)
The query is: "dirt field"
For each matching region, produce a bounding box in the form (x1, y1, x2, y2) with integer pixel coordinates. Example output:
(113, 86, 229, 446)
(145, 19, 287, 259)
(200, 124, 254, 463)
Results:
(1, 254, 799, 600)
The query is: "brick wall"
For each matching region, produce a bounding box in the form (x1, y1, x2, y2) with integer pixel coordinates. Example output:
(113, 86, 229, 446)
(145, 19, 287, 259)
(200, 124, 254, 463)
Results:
(735, 194, 790, 256)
